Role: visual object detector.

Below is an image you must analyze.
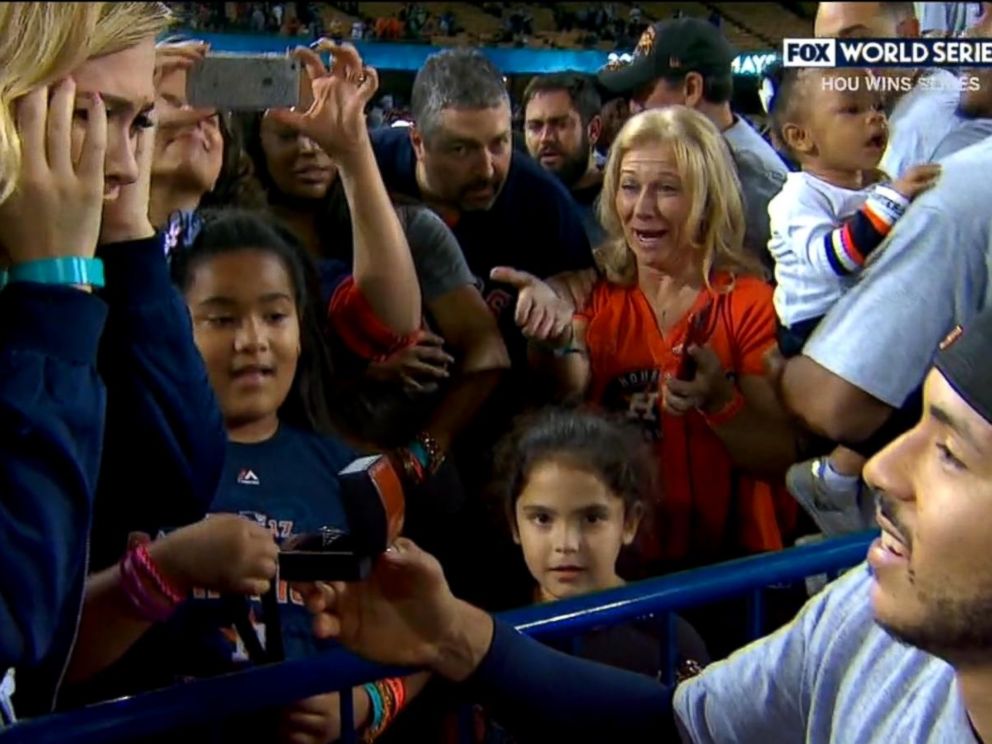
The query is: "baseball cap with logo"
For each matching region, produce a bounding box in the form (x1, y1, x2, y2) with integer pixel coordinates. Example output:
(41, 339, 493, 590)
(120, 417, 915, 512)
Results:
(598, 17, 737, 95)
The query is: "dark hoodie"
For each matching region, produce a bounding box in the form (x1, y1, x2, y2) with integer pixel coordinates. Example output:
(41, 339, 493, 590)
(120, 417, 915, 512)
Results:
(6, 233, 226, 718)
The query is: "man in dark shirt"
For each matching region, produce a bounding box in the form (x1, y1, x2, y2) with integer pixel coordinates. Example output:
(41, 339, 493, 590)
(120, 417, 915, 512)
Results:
(370, 49, 594, 370)
(521, 72, 607, 246)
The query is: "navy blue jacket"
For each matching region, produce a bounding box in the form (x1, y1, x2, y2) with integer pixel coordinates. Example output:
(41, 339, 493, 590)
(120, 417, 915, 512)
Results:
(7, 234, 226, 717)
(370, 127, 594, 367)
(87, 235, 225, 574)
(0, 284, 108, 708)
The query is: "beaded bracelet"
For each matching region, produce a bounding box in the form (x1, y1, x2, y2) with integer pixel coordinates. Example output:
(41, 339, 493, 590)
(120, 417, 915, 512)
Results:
(361, 677, 407, 742)
(413, 431, 445, 474)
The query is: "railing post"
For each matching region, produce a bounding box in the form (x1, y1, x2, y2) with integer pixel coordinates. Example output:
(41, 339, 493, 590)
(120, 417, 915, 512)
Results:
(746, 588, 765, 641)
(663, 612, 678, 687)
(339, 689, 356, 744)
(458, 703, 476, 744)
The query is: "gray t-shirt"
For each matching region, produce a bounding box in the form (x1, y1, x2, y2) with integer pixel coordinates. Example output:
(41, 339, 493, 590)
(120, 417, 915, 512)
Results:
(396, 204, 475, 302)
(802, 135, 992, 408)
(881, 69, 992, 178)
(675, 565, 977, 743)
(723, 114, 789, 265)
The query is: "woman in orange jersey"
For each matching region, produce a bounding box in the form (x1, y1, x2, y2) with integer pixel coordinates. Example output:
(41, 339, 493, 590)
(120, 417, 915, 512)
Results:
(506, 106, 799, 575)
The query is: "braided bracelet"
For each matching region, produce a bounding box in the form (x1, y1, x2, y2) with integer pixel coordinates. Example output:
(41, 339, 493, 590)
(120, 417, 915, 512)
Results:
(131, 544, 187, 605)
(119, 550, 177, 623)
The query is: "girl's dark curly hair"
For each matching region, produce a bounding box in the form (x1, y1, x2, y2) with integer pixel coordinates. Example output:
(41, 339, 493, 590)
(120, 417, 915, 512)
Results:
(492, 405, 658, 531)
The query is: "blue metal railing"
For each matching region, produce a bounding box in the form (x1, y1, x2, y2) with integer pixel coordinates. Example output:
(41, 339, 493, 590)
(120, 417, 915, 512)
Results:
(1, 530, 876, 744)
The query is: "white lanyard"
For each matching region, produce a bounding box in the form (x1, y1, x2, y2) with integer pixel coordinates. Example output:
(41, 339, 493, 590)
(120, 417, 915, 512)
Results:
(0, 668, 17, 727)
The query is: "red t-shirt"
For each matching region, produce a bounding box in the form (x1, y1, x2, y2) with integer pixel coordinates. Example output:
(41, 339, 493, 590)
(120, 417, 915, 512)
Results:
(579, 273, 796, 568)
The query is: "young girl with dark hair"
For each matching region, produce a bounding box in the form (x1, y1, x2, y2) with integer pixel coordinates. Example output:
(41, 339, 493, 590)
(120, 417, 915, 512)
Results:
(494, 406, 708, 674)
(64, 206, 427, 741)
(457, 407, 707, 743)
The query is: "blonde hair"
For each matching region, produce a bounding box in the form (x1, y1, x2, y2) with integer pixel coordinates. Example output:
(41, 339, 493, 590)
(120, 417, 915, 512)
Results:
(0, 2, 173, 205)
(596, 106, 765, 288)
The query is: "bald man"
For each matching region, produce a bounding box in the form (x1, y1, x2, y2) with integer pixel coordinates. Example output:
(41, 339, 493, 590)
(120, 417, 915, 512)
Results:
(814, 2, 992, 177)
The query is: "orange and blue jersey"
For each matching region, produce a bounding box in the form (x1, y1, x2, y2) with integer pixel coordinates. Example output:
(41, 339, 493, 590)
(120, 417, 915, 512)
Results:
(579, 272, 797, 569)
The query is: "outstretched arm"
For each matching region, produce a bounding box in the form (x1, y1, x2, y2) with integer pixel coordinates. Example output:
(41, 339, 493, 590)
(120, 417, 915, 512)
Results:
(300, 539, 679, 743)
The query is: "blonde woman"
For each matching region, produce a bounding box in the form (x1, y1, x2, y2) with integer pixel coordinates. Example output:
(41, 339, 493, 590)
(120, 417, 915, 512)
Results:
(0, 3, 251, 720)
(508, 106, 799, 573)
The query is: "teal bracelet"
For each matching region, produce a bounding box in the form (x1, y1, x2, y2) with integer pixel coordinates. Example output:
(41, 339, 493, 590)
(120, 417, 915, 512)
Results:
(363, 682, 385, 731)
(4, 257, 105, 289)
(407, 440, 430, 471)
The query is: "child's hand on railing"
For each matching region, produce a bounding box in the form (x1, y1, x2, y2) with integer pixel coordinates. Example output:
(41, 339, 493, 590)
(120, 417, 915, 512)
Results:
(277, 689, 370, 744)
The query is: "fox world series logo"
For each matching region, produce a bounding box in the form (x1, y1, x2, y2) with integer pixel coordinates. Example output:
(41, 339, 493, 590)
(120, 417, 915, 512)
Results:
(783, 37, 992, 68)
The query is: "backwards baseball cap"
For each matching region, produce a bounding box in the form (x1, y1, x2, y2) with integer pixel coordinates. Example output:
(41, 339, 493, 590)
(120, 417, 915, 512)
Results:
(935, 310, 992, 427)
(598, 18, 737, 95)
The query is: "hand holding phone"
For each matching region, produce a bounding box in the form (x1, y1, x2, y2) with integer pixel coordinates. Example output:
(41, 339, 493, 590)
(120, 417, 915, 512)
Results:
(264, 39, 379, 164)
(676, 301, 713, 381)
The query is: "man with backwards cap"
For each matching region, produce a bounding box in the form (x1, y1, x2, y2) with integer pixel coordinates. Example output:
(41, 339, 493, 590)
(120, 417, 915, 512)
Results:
(597, 17, 788, 264)
(302, 308, 992, 742)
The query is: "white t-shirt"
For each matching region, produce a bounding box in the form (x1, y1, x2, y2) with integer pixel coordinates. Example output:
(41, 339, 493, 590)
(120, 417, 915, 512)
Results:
(880, 68, 992, 178)
(915, 2, 983, 36)
(768, 172, 877, 326)
(804, 136, 992, 408)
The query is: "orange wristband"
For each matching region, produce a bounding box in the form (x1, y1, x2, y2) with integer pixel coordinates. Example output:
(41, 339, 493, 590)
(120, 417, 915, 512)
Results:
(700, 387, 745, 427)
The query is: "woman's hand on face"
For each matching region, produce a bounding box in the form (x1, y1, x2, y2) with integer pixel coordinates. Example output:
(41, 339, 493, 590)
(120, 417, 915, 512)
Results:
(98, 117, 157, 245)
(266, 40, 378, 166)
(662, 344, 736, 416)
(97, 42, 207, 245)
(0, 81, 107, 263)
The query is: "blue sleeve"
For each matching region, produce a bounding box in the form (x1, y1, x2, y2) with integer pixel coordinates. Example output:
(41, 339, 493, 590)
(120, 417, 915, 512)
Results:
(0, 284, 108, 669)
(467, 619, 679, 741)
(89, 234, 226, 570)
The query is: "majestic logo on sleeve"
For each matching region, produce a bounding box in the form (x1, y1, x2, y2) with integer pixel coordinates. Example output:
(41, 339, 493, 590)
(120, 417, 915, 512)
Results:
(602, 368, 663, 440)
